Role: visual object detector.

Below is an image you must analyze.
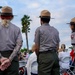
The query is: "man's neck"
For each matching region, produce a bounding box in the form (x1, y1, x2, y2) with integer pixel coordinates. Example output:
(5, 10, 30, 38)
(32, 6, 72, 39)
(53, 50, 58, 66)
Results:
(41, 23, 49, 25)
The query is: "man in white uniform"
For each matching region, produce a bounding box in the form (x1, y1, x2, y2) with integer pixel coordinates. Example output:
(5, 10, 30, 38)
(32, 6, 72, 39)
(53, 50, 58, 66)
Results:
(58, 44, 70, 69)
(26, 45, 38, 75)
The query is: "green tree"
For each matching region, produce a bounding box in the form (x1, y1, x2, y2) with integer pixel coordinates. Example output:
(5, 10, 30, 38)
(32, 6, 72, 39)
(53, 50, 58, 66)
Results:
(20, 48, 27, 53)
(69, 46, 73, 49)
(21, 15, 32, 52)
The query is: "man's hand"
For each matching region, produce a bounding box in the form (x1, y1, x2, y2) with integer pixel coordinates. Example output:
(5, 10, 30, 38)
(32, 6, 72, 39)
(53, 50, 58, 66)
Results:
(0, 57, 7, 69)
(0, 57, 11, 71)
(1, 58, 11, 71)
(0, 57, 7, 63)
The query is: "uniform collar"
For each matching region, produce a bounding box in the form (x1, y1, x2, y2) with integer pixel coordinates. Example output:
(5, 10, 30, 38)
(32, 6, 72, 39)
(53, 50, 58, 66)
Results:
(42, 23, 50, 26)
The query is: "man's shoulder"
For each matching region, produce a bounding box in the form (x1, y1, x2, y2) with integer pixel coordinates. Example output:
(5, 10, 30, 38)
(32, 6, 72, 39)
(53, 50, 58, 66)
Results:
(35, 26, 41, 32)
(30, 52, 36, 57)
(28, 52, 36, 61)
(37, 26, 41, 29)
(51, 26, 58, 31)
(59, 51, 63, 54)
(59, 51, 70, 55)
(51, 26, 59, 33)
(10, 23, 20, 30)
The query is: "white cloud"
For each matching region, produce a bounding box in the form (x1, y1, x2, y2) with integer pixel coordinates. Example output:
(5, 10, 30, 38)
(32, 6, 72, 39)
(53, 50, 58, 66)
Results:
(27, 2, 40, 9)
(17, 0, 40, 9)
(57, 0, 71, 7)
(0, 0, 8, 6)
(58, 0, 65, 6)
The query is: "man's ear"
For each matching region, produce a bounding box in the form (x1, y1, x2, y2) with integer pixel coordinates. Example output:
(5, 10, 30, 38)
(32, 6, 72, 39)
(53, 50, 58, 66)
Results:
(10, 15, 14, 20)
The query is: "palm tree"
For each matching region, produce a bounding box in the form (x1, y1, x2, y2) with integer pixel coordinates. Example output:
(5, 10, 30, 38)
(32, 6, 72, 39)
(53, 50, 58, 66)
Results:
(0, 6, 2, 9)
(21, 15, 32, 52)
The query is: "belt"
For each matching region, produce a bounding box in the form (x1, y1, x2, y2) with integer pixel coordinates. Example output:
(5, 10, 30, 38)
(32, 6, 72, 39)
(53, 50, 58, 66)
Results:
(0, 50, 13, 54)
(39, 48, 57, 53)
(0, 50, 13, 58)
(31, 73, 37, 75)
(0, 50, 13, 51)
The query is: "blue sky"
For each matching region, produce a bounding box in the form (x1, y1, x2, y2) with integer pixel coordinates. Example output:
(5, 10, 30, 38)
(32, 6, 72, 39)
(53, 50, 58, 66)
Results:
(0, 0, 75, 49)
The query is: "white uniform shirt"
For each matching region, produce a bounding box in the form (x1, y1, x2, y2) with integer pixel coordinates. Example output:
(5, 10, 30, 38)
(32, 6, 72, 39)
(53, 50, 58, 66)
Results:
(71, 32, 75, 45)
(58, 51, 70, 69)
(26, 52, 38, 75)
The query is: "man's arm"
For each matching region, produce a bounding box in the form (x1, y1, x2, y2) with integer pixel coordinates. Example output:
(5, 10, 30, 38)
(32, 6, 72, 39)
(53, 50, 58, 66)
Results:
(56, 31, 60, 52)
(9, 41, 22, 62)
(34, 44, 39, 56)
(57, 43, 59, 51)
(34, 28, 40, 56)
(9, 29, 23, 62)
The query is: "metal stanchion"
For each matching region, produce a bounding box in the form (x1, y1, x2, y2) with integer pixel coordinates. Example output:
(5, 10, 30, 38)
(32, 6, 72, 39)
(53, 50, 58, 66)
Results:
(73, 45, 75, 71)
